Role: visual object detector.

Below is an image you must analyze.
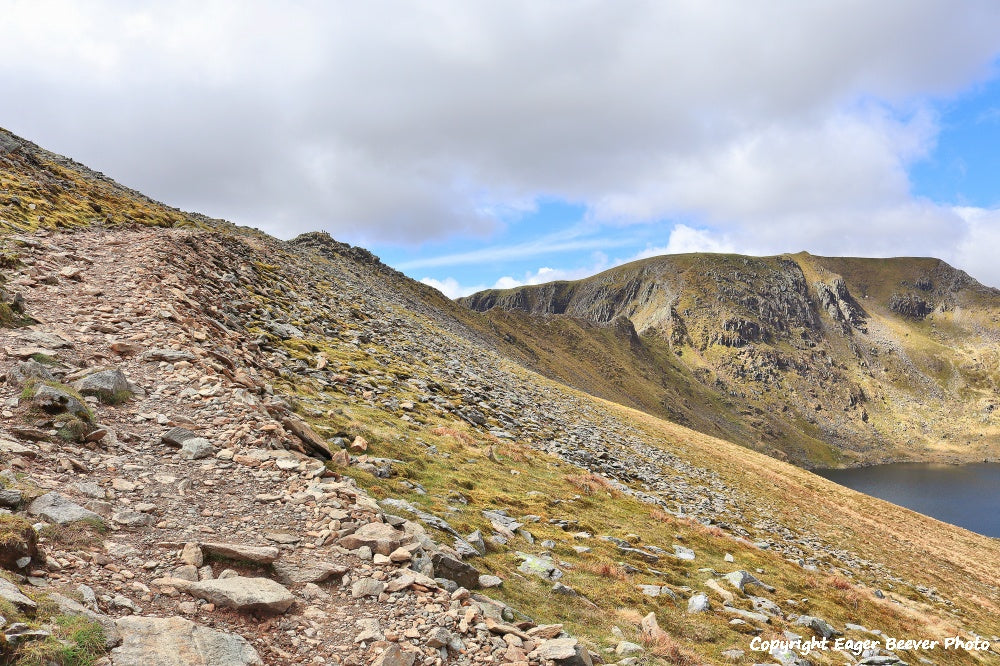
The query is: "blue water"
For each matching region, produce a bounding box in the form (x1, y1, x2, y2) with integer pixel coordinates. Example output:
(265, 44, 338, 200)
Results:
(816, 463, 1000, 538)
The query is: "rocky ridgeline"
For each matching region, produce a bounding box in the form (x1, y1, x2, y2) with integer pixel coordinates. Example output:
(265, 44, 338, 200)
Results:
(458, 251, 1000, 466)
(0, 226, 994, 666)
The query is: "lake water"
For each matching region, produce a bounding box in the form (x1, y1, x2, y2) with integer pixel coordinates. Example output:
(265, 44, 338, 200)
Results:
(816, 463, 1000, 538)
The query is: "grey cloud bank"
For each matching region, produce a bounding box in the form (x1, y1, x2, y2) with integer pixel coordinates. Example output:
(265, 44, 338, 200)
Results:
(3, 1, 1000, 285)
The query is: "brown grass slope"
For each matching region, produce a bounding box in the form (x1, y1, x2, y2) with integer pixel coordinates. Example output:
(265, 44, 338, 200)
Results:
(461, 252, 1000, 467)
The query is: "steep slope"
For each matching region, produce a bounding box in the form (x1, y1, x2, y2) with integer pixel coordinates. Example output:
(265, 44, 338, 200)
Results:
(0, 128, 998, 666)
(461, 253, 1000, 467)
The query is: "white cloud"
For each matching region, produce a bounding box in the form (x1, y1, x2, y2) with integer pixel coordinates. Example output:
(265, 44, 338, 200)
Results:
(951, 207, 1000, 287)
(493, 276, 524, 290)
(396, 227, 628, 270)
(3, 0, 1000, 252)
(633, 225, 737, 259)
(419, 277, 486, 299)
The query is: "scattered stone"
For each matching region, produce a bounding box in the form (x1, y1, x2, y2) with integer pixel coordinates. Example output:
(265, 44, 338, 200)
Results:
(640, 613, 668, 641)
(724, 569, 775, 593)
(479, 574, 503, 588)
(32, 383, 89, 418)
(272, 560, 347, 584)
(616, 641, 644, 657)
(431, 553, 482, 589)
(181, 542, 204, 567)
(200, 542, 280, 564)
(47, 592, 121, 648)
(0, 577, 36, 611)
(179, 437, 214, 460)
(280, 415, 332, 459)
(529, 638, 593, 666)
(6, 359, 54, 385)
(426, 626, 452, 648)
(516, 551, 563, 581)
(162, 427, 198, 447)
(373, 644, 416, 666)
(0, 488, 23, 508)
(687, 592, 711, 613)
(74, 368, 131, 403)
(113, 509, 155, 528)
(27, 492, 102, 525)
(795, 615, 842, 639)
(355, 618, 384, 643)
(339, 522, 411, 555)
(351, 578, 387, 598)
(141, 348, 196, 363)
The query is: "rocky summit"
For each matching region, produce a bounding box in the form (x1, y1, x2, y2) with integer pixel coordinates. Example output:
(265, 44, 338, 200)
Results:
(0, 126, 997, 666)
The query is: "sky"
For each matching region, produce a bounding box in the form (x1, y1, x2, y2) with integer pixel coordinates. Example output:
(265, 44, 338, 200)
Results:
(4, 1, 1000, 297)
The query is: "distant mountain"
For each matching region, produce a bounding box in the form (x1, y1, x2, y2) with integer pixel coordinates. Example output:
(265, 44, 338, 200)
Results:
(461, 252, 1000, 467)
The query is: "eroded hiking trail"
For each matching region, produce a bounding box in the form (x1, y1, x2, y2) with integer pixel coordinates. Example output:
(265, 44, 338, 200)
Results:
(0, 228, 585, 665)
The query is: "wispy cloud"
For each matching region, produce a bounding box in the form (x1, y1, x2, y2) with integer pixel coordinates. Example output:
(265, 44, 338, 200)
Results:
(397, 229, 634, 270)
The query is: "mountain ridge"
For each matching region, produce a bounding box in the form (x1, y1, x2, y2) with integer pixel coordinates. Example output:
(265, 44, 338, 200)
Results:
(459, 251, 1000, 467)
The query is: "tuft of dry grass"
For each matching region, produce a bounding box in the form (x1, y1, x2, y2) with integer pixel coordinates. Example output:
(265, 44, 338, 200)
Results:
(431, 425, 475, 445)
(582, 561, 630, 581)
(828, 575, 853, 590)
(648, 507, 676, 524)
(565, 472, 617, 496)
(641, 632, 700, 665)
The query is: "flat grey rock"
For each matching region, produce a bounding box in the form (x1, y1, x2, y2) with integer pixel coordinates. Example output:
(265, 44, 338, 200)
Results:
(184, 577, 294, 614)
(200, 542, 279, 564)
(28, 492, 102, 525)
(112, 615, 262, 665)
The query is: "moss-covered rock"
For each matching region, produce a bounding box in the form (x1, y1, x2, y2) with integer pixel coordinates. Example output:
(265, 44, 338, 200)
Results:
(0, 513, 38, 571)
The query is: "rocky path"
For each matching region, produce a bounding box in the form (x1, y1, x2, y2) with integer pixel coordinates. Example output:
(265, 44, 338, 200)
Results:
(0, 228, 590, 665)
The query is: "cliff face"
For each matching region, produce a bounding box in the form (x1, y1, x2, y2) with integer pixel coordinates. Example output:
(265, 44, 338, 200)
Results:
(461, 252, 1000, 467)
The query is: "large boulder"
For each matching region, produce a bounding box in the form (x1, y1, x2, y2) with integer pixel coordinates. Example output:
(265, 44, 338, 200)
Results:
(183, 577, 294, 614)
(529, 638, 593, 666)
(431, 553, 482, 589)
(112, 615, 262, 665)
(6, 359, 54, 385)
(28, 492, 103, 525)
(339, 522, 411, 555)
(32, 383, 90, 419)
(74, 368, 131, 403)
